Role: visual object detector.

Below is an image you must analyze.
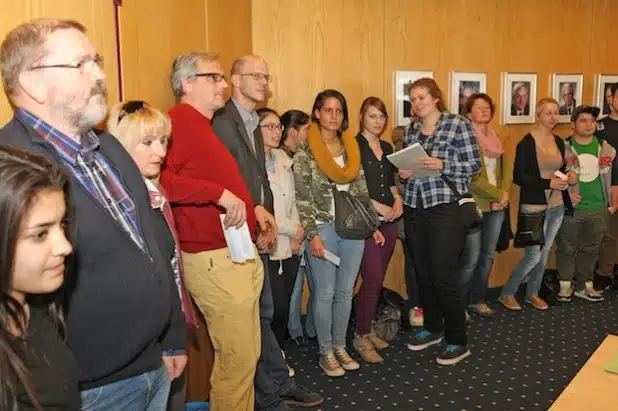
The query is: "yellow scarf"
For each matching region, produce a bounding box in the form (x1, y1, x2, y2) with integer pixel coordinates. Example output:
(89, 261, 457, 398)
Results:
(308, 124, 361, 184)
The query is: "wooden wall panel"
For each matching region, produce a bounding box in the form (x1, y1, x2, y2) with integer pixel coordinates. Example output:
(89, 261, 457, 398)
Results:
(118, 0, 208, 112)
(206, 0, 252, 75)
(253, 0, 618, 288)
(0, 0, 119, 125)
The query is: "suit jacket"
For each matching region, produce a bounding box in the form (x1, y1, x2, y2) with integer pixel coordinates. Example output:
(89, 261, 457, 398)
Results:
(559, 102, 576, 115)
(212, 99, 274, 214)
(510, 104, 530, 116)
(0, 116, 185, 389)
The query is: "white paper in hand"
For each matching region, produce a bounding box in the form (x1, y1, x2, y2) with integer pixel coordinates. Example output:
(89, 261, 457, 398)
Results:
(219, 215, 256, 263)
(323, 249, 341, 266)
(386, 143, 440, 178)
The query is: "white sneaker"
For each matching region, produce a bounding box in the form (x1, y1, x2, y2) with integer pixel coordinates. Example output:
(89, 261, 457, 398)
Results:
(558, 281, 573, 302)
(574, 282, 604, 302)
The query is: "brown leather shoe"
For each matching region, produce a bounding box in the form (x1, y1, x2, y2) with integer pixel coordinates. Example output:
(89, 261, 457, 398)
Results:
(499, 295, 522, 311)
(525, 295, 548, 310)
(354, 334, 384, 363)
(368, 330, 389, 350)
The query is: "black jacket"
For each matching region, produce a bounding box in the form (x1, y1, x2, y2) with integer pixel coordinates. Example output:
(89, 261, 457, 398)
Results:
(212, 99, 274, 214)
(0, 116, 185, 389)
(513, 133, 573, 215)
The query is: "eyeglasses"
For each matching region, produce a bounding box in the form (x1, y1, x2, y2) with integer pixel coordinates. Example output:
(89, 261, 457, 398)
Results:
(29, 55, 104, 73)
(193, 72, 227, 83)
(240, 72, 271, 82)
(260, 123, 283, 132)
(118, 100, 146, 123)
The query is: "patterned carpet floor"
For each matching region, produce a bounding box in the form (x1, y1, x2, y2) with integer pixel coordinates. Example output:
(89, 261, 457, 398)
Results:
(285, 290, 618, 411)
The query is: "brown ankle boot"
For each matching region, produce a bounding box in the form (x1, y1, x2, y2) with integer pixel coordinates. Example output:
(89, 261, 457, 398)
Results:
(353, 334, 384, 364)
(368, 330, 389, 350)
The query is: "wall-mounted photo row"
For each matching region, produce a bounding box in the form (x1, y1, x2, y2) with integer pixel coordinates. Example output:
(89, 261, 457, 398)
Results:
(551, 73, 583, 123)
(393, 70, 434, 127)
(501, 72, 537, 125)
(595, 74, 618, 117)
(450, 72, 487, 116)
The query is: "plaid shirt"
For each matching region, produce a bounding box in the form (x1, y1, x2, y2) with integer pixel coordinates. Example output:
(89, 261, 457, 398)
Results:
(17, 109, 149, 257)
(403, 113, 481, 208)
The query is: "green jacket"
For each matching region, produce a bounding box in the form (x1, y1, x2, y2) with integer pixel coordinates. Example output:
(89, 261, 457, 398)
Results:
(293, 142, 370, 240)
(468, 149, 514, 212)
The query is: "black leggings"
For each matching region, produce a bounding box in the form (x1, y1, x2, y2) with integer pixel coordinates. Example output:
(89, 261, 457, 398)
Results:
(269, 255, 301, 348)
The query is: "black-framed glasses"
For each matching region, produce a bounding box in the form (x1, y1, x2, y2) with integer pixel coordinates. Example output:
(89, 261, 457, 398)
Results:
(118, 100, 146, 123)
(240, 72, 271, 82)
(29, 55, 104, 73)
(193, 72, 227, 83)
(260, 123, 283, 132)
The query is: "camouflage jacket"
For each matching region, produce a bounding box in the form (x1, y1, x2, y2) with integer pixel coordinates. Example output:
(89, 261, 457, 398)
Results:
(293, 142, 370, 240)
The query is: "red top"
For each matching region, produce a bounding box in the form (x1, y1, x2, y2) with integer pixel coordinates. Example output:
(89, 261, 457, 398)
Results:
(161, 103, 256, 252)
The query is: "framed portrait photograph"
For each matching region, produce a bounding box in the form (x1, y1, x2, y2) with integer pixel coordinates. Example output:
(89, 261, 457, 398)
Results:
(551, 73, 583, 123)
(594, 74, 618, 117)
(501, 72, 537, 124)
(450, 72, 487, 116)
(393, 70, 434, 127)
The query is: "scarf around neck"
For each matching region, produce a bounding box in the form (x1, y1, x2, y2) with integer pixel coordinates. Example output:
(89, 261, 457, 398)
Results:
(307, 124, 361, 184)
(473, 124, 504, 158)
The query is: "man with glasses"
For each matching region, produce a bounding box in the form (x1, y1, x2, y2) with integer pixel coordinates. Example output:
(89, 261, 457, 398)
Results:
(162, 51, 263, 411)
(212, 55, 323, 410)
(0, 19, 186, 410)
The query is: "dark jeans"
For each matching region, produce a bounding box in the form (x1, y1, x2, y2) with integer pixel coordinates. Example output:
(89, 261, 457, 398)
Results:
(255, 254, 294, 411)
(269, 255, 301, 347)
(459, 210, 505, 305)
(598, 207, 618, 277)
(556, 208, 610, 290)
(405, 203, 467, 346)
(402, 218, 420, 310)
(355, 221, 398, 335)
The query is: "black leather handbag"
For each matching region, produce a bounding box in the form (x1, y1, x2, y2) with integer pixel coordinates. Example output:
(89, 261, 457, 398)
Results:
(513, 210, 546, 248)
(332, 187, 380, 240)
(440, 175, 483, 232)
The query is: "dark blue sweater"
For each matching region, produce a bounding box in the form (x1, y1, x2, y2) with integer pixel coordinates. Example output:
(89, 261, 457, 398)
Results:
(0, 116, 185, 390)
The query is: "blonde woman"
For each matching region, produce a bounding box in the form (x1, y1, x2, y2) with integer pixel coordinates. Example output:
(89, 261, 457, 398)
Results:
(499, 98, 575, 311)
(108, 101, 195, 410)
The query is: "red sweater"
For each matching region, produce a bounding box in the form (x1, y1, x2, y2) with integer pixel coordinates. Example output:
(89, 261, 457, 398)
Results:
(161, 103, 256, 252)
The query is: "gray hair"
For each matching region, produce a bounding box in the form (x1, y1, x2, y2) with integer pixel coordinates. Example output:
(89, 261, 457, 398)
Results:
(170, 51, 218, 99)
(0, 18, 86, 100)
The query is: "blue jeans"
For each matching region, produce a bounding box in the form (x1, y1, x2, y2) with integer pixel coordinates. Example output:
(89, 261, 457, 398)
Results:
(502, 205, 565, 298)
(80, 366, 170, 411)
(460, 210, 505, 305)
(305, 223, 365, 355)
(288, 252, 315, 339)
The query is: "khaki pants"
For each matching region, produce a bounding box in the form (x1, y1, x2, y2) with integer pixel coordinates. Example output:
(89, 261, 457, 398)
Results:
(182, 247, 263, 411)
(598, 210, 618, 277)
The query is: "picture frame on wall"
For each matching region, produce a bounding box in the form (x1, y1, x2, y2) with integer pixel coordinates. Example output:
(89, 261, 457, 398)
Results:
(449, 72, 487, 117)
(501, 72, 537, 125)
(551, 73, 583, 123)
(594, 74, 618, 117)
(393, 70, 434, 127)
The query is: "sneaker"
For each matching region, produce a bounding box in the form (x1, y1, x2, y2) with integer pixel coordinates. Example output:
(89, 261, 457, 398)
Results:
(499, 295, 522, 311)
(525, 295, 549, 310)
(557, 281, 573, 302)
(282, 384, 324, 407)
(436, 344, 471, 366)
(334, 348, 360, 371)
(574, 283, 604, 302)
(290, 335, 307, 347)
(409, 307, 424, 327)
(353, 334, 384, 364)
(470, 303, 495, 317)
(318, 353, 345, 377)
(407, 329, 443, 351)
(368, 330, 389, 350)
